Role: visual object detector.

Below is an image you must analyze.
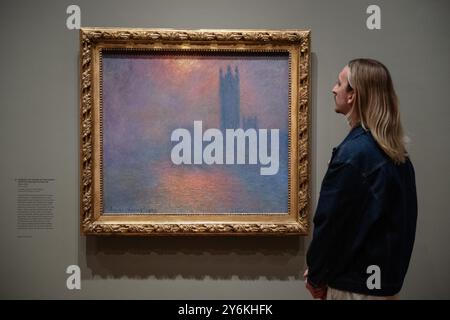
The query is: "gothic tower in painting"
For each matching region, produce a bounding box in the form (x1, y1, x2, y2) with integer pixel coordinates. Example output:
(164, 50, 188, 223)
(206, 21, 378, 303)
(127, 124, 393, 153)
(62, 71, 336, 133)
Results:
(219, 65, 241, 130)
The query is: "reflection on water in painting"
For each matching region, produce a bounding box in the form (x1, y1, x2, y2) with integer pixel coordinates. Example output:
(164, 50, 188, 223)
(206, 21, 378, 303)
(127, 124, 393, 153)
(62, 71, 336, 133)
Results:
(104, 153, 288, 214)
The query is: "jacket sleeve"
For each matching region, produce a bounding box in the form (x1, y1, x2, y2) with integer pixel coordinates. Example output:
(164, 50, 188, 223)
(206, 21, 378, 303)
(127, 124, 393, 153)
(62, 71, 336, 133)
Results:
(306, 159, 364, 287)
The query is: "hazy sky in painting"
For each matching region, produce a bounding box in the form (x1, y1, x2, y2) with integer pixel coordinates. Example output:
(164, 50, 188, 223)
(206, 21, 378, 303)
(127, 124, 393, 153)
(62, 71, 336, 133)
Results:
(101, 52, 289, 214)
(102, 53, 289, 148)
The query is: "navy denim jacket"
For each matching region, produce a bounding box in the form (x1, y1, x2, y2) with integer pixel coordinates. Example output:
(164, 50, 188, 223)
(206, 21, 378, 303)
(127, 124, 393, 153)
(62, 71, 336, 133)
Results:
(307, 125, 417, 296)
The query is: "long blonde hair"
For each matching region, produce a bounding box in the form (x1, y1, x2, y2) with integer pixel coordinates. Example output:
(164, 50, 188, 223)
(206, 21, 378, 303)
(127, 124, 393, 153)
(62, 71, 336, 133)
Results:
(347, 58, 408, 164)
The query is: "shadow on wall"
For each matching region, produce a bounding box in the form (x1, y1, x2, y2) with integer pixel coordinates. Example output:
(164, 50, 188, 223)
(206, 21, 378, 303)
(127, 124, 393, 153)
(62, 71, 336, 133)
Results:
(82, 235, 307, 280)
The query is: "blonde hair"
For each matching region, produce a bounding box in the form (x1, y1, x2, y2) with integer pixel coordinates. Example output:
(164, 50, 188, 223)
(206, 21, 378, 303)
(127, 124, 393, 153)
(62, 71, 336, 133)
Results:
(347, 58, 408, 164)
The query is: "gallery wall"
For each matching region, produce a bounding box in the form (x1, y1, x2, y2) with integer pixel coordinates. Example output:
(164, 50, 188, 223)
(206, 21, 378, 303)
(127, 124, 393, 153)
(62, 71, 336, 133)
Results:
(0, 0, 449, 299)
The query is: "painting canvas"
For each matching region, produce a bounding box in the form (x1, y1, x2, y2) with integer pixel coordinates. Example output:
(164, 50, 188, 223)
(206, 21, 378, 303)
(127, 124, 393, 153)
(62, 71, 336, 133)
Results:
(102, 52, 289, 214)
(79, 28, 311, 235)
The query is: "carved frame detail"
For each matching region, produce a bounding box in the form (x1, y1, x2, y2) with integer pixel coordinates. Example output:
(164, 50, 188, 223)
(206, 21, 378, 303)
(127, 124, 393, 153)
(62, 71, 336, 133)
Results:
(80, 28, 311, 235)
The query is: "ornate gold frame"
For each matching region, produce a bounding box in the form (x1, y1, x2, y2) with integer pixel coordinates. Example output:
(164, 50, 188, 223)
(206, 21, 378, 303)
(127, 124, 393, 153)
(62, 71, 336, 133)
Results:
(80, 28, 311, 235)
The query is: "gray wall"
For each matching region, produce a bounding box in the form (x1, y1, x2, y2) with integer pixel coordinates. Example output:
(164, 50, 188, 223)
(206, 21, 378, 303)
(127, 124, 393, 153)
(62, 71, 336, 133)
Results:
(0, 0, 449, 299)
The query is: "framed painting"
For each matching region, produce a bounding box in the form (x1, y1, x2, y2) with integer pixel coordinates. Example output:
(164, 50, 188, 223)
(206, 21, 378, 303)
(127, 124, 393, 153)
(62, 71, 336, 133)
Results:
(79, 28, 311, 235)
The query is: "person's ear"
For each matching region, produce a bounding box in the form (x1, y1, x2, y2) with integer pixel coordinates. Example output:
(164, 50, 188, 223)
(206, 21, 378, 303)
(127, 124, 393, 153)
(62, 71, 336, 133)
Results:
(347, 91, 355, 105)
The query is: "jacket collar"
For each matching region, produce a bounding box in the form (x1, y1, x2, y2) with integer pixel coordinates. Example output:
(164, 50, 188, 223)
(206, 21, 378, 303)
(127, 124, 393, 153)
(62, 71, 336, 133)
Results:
(336, 124, 367, 149)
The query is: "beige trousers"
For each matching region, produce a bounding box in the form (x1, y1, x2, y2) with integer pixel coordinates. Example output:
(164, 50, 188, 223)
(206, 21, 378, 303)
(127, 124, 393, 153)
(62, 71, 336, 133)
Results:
(327, 287, 399, 300)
